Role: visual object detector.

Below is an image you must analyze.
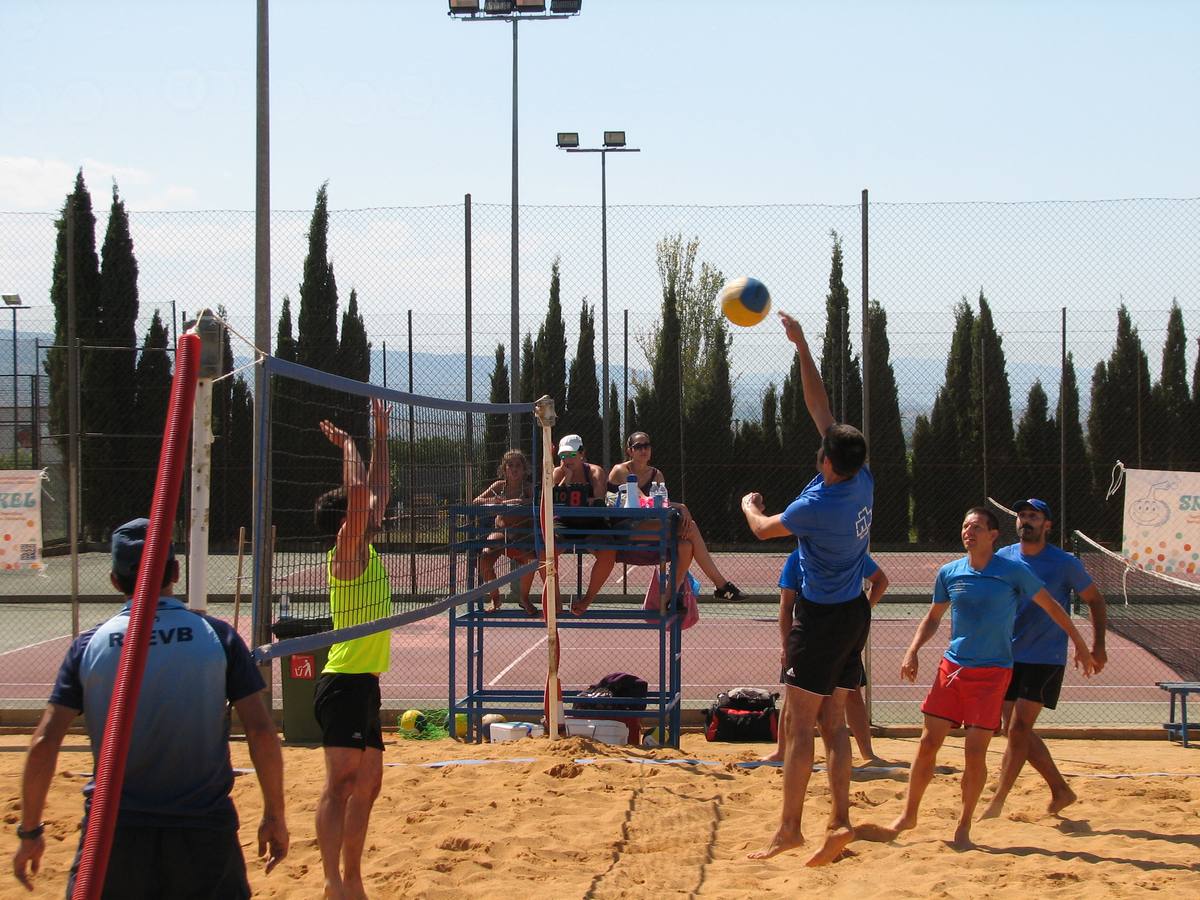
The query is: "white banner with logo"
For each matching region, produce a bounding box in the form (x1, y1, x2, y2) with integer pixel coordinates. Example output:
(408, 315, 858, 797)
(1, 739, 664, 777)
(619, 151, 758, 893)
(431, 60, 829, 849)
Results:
(1121, 467, 1200, 577)
(0, 470, 45, 573)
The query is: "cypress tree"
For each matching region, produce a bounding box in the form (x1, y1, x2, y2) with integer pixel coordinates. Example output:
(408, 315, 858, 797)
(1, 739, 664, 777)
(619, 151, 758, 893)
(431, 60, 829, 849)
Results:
(638, 261, 683, 493)
(563, 300, 601, 456)
(910, 412, 936, 543)
(271, 296, 304, 536)
(226, 373, 255, 546)
(818, 232, 863, 428)
(683, 315, 734, 538)
(779, 355, 822, 503)
(866, 300, 909, 543)
(47, 172, 100, 475)
(757, 383, 791, 516)
(1014, 380, 1057, 508)
(1087, 305, 1151, 542)
(485, 345, 510, 469)
(1056, 352, 1091, 540)
(533, 260, 568, 414)
(335, 288, 371, 442)
(1148, 301, 1190, 470)
(971, 292, 1018, 506)
(130, 311, 172, 521)
(518, 333, 537, 457)
(209, 306, 237, 542)
(607, 381, 623, 466)
(84, 182, 140, 535)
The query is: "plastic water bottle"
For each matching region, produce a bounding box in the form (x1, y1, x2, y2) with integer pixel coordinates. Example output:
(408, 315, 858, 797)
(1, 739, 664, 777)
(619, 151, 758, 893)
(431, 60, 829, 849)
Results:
(279, 594, 291, 619)
(624, 473, 640, 508)
(650, 482, 668, 507)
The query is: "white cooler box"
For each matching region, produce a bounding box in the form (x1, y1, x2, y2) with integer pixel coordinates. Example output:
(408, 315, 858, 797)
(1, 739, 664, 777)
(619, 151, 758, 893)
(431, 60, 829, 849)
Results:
(489, 721, 545, 742)
(564, 718, 630, 745)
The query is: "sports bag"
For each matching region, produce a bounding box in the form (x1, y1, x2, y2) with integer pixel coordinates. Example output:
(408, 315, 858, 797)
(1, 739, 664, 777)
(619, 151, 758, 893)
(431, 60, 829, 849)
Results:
(703, 688, 779, 742)
(573, 672, 649, 711)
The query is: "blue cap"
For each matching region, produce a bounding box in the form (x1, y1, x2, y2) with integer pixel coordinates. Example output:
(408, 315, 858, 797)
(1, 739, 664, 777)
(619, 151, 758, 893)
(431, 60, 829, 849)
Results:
(111, 518, 175, 581)
(1013, 498, 1052, 520)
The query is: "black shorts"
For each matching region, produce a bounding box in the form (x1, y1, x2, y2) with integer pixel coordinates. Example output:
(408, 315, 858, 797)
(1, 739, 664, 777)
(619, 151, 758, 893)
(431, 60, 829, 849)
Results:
(314, 672, 384, 750)
(784, 593, 871, 696)
(68, 823, 248, 899)
(1004, 661, 1065, 710)
(781, 654, 868, 688)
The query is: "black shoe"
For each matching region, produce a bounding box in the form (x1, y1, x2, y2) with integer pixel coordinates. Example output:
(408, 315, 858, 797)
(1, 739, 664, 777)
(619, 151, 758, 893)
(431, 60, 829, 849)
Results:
(714, 581, 743, 601)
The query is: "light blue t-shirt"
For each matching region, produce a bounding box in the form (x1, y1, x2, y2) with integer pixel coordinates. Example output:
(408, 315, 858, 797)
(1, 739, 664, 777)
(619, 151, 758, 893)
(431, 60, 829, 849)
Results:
(933, 555, 1046, 669)
(50, 596, 264, 829)
(997, 542, 1093, 666)
(779, 548, 877, 593)
(779, 464, 874, 604)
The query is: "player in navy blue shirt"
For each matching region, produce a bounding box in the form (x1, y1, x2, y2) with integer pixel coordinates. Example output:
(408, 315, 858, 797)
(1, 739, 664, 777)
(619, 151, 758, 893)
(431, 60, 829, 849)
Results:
(858, 507, 1095, 852)
(12, 519, 288, 898)
(741, 311, 873, 867)
(981, 499, 1108, 820)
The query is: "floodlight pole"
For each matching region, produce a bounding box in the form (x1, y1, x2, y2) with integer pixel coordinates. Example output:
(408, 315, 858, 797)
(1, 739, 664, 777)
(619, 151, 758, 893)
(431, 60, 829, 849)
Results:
(561, 142, 640, 472)
(450, 6, 580, 447)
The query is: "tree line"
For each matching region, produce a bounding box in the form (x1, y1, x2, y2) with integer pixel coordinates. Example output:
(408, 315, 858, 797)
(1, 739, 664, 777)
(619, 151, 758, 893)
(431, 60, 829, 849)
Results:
(46, 175, 1197, 548)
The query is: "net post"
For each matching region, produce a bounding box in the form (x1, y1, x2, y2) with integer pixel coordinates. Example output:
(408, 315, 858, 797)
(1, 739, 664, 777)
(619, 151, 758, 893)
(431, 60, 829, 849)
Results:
(251, 355, 274, 696)
(533, 394, 561, 738)
(186, 310, 222, 612)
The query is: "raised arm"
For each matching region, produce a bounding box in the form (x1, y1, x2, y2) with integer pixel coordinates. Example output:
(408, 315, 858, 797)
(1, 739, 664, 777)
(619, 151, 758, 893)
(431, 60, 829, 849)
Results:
(321, 419, 371, 582)
(779, 312, 835, 436)
(900, 602, 949, 683)
(1078, 584, 1108, 673)
(366, 399, 391, 531)
(1030, 588, 1096, 676)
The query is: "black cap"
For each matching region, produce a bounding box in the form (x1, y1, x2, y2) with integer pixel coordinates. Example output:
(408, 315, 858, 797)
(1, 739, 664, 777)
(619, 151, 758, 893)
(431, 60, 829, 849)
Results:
(111, 518, 175, 581)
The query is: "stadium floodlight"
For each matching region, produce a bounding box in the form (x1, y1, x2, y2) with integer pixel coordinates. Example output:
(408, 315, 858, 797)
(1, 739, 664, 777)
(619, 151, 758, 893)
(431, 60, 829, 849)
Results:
(1, 294, 20, 306)
(555, 132, 640, 471)
(449, 0, 580, 448)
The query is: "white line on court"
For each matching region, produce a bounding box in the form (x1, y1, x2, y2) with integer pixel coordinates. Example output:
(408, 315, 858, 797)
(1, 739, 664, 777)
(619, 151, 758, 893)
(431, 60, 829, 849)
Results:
(0, 634, 72, 657)
(487, 634, 548, 687)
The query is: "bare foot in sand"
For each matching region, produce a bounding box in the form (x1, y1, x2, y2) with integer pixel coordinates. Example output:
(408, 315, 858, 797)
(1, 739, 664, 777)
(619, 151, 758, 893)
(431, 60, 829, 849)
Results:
(949, 825, 975, 851)
(978, 797, 1004, 820)
(570, 595, 591, 616)
(805, 825, 855, 866)
(747, 825, 805, 859)
(853, 822, 901, 843)
(1047, 786, 1077, 815)
(759, 749, 784, 763)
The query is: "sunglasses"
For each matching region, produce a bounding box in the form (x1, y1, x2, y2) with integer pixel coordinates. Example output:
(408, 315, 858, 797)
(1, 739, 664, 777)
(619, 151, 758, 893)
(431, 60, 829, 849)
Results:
(630, 442, 652, 451)
(558, 451, 579, 459)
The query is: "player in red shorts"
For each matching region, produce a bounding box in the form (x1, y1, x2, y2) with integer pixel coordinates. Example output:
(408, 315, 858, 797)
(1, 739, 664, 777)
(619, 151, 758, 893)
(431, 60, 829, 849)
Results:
(857, 507, 1096, 850)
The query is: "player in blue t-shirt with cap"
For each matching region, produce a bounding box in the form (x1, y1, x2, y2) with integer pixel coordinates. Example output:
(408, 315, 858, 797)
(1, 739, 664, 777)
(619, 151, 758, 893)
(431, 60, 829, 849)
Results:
(12, 519, 288, 898)
(857, 506, 1096, 851)
(740, 311, 873, 867)
(980, 498, 1108, 820)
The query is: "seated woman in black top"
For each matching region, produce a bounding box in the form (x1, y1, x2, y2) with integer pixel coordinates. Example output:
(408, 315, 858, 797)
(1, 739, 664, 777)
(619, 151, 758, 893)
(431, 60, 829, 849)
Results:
(607, 431, 743, 602)
(472, 448, 537, 615)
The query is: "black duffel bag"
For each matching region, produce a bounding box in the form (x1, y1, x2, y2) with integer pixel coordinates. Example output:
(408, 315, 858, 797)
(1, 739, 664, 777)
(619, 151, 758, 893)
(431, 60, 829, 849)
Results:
(703, 688, 779, 742)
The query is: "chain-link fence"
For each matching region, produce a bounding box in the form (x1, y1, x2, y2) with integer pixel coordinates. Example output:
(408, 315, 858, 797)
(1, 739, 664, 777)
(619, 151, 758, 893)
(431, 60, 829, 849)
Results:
(1, 196, 1197, 724)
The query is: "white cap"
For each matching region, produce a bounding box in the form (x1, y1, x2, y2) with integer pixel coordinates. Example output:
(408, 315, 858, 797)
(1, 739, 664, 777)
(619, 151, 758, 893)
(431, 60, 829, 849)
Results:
(557, 434, 583, 454)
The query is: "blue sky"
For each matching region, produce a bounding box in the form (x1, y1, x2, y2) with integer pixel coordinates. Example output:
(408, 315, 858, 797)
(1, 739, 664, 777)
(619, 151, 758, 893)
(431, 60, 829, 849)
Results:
(2, 1, 1198, 211)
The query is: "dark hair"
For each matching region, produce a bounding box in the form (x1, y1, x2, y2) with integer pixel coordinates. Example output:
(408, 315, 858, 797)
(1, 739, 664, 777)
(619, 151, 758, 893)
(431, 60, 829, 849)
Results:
(964, 506, 1000, 531)
(822, 423, 867, 477)
(114, 559, 178, 596)
(625, 431, 650, 450)
(314, 487, 349, 541)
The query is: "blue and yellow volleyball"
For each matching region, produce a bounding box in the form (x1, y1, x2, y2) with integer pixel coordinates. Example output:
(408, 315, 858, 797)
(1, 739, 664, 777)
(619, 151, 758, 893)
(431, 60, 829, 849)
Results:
(400, 709, 427, 734)
(718, 277, 771, 327)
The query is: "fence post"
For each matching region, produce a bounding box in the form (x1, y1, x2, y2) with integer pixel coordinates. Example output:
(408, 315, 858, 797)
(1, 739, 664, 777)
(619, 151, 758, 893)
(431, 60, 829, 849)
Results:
(465, 193, 473, 504)
(408, 309, 416, 596)
(860, 188, 871, 722)
(32, 342, 40, 470)
(66, 204, 81, 639)
(1060, 307, 1067, 548)
(980, 326, 988, 502)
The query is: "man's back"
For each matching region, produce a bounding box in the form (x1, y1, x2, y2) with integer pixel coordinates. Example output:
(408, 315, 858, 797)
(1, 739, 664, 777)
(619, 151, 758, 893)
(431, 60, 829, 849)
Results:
(51, 597, 263, 828)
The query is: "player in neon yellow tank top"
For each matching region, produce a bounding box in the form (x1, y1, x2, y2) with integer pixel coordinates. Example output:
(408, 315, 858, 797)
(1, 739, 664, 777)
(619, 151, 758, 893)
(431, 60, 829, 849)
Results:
(312, 398, 392, 899)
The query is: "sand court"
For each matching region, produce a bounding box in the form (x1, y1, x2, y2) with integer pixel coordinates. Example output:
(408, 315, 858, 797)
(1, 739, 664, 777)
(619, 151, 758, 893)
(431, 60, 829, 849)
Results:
(3, 733, 1197, 897)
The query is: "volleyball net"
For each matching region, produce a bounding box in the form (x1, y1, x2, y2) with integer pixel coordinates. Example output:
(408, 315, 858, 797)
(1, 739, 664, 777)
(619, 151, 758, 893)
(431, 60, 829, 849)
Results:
(1072, 529, 1200, 682)
(251, 355, 539, 663)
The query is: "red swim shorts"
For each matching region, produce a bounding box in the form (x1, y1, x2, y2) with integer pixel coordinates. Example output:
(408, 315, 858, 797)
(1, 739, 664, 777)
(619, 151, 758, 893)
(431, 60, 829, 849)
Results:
(920, 657, 1012, 731)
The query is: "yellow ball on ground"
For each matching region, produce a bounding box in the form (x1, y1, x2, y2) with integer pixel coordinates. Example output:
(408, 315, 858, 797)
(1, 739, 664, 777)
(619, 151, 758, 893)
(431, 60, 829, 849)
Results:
(400, 709, 426, 734)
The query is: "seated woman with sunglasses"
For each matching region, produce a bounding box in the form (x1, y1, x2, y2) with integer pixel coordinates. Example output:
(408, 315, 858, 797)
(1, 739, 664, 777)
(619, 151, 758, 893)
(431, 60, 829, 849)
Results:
(560, 433, 695, 616)
(606, 431, 744, 602)
(472, 449, 538, 615)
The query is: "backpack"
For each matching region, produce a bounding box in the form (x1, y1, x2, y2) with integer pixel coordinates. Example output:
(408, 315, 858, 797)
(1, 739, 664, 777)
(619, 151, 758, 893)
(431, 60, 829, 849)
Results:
(573, 673, 649, 712)
(703, 688, 779, 742)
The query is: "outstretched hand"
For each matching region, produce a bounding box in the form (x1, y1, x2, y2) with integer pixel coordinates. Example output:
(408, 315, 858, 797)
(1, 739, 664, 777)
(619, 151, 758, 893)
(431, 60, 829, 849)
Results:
(320, 419, 350, 449)
(778, 311, 804, 345)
